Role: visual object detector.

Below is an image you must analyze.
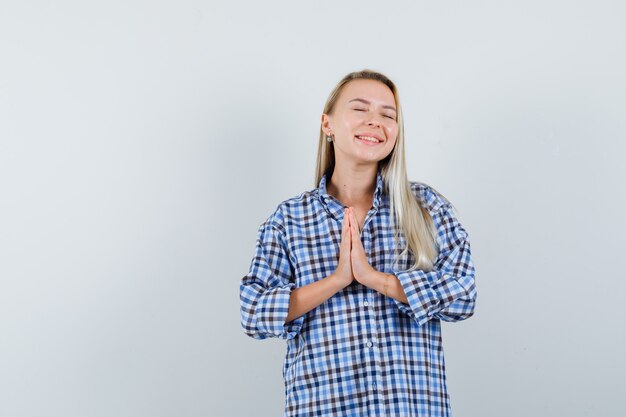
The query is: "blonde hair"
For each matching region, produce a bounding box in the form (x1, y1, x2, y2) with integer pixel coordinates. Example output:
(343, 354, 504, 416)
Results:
(315, 69, 450, 272)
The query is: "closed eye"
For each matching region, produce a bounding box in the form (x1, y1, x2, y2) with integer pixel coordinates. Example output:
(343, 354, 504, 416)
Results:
(354, 108, 396, 120)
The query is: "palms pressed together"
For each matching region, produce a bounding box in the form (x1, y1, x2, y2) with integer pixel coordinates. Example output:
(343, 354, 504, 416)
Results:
(344, 207, 377, 285)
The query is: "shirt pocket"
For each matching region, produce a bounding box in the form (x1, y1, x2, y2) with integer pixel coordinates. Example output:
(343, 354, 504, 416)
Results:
(291, 233, 339, 288)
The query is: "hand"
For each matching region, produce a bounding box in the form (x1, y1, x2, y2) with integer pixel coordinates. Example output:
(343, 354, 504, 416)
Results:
(332, 207, 355, 288)
(347, 207, 377, 285)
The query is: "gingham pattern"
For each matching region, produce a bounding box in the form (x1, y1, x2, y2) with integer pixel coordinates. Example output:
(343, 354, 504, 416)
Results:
(240, 167, 477, 417)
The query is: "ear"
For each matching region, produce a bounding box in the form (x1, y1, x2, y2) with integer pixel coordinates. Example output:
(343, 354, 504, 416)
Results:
(321, 113, 332, 136)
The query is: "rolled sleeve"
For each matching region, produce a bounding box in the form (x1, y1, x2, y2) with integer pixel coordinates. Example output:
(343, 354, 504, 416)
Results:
(240, 212, 304, 340)
(391, 203, 477, 327)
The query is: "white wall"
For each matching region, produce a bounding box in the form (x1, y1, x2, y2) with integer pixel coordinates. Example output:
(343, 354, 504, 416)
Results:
(1, 1, 624, 416)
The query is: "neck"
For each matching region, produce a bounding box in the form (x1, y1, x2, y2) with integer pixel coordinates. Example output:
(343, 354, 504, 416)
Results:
(327, 163, 378, 207)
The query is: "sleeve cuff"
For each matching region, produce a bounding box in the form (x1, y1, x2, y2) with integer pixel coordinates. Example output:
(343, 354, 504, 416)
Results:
(391, 268, 444, 326)
(255, 283, 304, 340)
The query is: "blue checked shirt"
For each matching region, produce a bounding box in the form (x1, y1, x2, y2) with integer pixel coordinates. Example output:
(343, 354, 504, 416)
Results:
(240, 167, 477, 417)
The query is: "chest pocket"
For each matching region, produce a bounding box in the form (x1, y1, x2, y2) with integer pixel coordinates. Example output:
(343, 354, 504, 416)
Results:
(291, 227, 340, 288)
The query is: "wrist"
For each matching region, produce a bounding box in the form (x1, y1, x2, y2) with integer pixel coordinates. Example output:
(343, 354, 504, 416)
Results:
(329, 272, 351, 290)
(363, 269, 383, 291)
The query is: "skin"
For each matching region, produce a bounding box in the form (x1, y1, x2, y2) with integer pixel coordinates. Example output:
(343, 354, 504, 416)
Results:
(284, 79, 409, 325)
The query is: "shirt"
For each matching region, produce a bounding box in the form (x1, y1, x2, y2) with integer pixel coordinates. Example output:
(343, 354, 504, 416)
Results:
(239, 166, 477, 417)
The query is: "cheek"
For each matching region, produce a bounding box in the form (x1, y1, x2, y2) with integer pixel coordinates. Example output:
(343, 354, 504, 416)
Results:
(341, 117, 359, 131)
(385, 124, 398, 138)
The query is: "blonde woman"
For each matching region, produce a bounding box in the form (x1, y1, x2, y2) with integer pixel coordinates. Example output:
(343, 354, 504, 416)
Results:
(240, 69, 477, 417)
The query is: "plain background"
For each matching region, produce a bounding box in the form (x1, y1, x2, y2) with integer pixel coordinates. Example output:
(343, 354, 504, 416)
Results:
(1, 1, 625, 416)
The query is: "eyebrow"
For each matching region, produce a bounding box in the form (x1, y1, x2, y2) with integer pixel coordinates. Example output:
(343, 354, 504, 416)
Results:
(348, 98, 397, 112)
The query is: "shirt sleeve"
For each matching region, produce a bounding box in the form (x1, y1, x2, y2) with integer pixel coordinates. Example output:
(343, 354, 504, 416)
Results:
(239, 211, 304, 340)
(390, 202, 477, 327)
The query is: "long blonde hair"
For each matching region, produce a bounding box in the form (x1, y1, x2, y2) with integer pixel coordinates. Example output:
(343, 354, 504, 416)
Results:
(315, 69, 449, 272)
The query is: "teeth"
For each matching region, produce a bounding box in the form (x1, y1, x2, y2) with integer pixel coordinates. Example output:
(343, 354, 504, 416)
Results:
(357, 135, 381, 143)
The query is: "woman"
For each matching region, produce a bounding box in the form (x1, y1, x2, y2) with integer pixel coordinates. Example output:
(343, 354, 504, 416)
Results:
(240, 69, 477, 417)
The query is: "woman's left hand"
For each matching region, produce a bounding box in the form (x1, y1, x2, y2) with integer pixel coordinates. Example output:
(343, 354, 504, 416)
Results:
(347, 207, 377, 286)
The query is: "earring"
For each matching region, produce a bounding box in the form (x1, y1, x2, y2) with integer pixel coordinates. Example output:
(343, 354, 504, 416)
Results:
(326, 134, 333, 142)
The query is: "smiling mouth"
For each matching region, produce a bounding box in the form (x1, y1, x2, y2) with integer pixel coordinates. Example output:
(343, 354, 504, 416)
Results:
(355, 135, 383, 144)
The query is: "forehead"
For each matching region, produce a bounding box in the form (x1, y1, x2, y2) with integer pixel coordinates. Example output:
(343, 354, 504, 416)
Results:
(338, 79, 395, 106)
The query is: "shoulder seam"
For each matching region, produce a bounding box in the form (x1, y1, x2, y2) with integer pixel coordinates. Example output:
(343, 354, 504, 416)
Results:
(409, 181, 448, 214)
(263, 189, 315, 233)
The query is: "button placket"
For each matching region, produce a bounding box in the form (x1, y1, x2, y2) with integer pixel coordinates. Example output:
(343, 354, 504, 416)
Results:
(361, 204, 384, 408)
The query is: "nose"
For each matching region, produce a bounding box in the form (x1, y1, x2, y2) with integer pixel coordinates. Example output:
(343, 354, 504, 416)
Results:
(367, 117, 381, 127)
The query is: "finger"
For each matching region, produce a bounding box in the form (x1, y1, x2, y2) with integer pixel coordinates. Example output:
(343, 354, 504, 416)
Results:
(347, 208, 352, 245)
(349, 223, 360, 254)
(344, 208, 353, 249)
(349, 209, 358, 235)
(350, 208, 359, 229)
(348, 215, 364, 253)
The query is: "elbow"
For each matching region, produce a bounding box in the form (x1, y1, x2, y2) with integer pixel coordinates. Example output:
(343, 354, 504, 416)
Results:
(240, 284, 266, 340)
(240, 320, 267, 340)
(240, 281, 302, 341)
(240, 303, 271, 340)
(436, 284, 477, 323)
(435, 301, 476, 323)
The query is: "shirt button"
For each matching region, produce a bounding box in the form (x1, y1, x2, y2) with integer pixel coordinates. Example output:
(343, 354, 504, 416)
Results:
(372, 382, 377, 389)
(363, 301, 369, 307)
(366, 341, 373, 348)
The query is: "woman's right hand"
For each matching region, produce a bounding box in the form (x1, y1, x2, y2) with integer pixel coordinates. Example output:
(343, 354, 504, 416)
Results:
(333, 207, 355, 288)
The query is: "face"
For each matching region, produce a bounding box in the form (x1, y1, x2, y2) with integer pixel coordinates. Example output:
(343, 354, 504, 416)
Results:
(322, 79, 398, 165)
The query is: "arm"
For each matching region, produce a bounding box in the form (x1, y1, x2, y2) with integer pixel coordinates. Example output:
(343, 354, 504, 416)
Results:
(284, 273, 347, 323)
(382, 203, 477, 327)
(239, 216, 303, 340)
(239, 212, 350, 340)
(284, 206, 361, 323)
(365, 270, 409, 304)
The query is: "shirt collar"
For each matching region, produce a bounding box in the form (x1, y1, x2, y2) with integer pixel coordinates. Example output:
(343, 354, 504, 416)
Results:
(317, 166, 385, 220)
